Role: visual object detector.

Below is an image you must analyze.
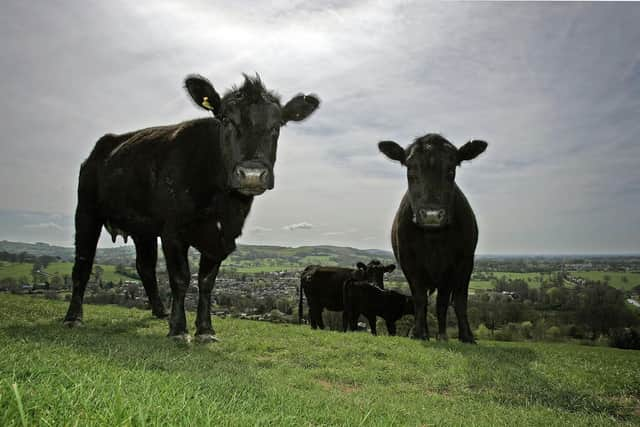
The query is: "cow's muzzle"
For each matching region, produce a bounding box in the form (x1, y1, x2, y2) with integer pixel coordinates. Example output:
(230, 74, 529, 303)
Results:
(413, 207, 447, 228)
(231, 161, 273, 196)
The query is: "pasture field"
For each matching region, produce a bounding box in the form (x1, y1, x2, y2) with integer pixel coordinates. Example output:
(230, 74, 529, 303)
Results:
(1, 294, 639, 426)
(0, 262, 33, 281)
(569, 271, 640, 292)
(488, 272, 555, 288)
(0, 262, 131, 283)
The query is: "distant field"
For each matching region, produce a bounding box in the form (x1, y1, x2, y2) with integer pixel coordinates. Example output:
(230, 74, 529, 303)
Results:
(569, 271, 640, 292)
(0, 294, 638, 426)
(488, 272, 555, 288)
(0, 262, 33, 281)
(469, 280, 494, 291)
(0, 262, 132, 283)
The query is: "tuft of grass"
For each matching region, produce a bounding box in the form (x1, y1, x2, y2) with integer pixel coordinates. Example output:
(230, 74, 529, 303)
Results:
(0, 294, 639, 426)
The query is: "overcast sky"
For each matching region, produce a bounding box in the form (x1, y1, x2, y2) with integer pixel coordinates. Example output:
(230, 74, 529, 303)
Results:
(1, 1, 639, 254)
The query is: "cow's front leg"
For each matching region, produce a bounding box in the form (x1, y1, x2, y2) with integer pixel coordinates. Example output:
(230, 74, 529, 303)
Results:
(195, 254, 221, 343)
(453, 258, 476, 344)
(453, 286, 476, 344)
(436, 288, 451, 341)
(161, 238, 191, 342)
(412, 290, 429, 340)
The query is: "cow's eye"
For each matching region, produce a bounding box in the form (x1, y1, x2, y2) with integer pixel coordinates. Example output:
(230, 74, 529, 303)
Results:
(270, 126, 279, 136)
(448, 170, 455, 180)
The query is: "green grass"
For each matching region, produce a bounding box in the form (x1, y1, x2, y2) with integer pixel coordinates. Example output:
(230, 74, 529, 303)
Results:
(490, 272, 555, 288)
(0, 262, 33, 281)
(1, 294, 639, 426)
(0, 262, 132, 283)
(569, 271, 640, 292)
(469, 280, 494, 291)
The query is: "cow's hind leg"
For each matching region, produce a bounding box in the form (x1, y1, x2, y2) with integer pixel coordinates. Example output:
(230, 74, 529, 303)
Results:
(162, 238, 191, 342)
(64, 209, 102, 326)
(366, 314, 377, 335)
(385, 319, 397, 336)
(309, 306, 325, 330)
(308, 303, 318, 329)
(436, 288, 451, 341)
(195, 253, 221, 343)
(133, 236, 168, 318)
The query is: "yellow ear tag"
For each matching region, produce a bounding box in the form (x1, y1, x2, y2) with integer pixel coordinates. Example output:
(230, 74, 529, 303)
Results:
(201, 96, 212, 110)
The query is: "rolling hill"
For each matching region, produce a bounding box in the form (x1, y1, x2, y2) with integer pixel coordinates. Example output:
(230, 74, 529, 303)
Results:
(0, 294, 638, 426)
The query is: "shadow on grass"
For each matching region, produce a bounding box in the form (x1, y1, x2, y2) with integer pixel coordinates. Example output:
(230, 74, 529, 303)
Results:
(424, 341, 631, 420)
(1, 312, 264, 390)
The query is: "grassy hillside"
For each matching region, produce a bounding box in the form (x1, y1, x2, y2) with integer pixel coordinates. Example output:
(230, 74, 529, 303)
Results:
(1, 294, 638, 426)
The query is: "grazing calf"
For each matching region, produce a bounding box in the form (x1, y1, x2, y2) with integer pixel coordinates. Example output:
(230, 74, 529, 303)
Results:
(342, 279, 414, 335)
(63, 74, 319, 342)
(298, 260, 395, 328)
(378, 134, 487, 342)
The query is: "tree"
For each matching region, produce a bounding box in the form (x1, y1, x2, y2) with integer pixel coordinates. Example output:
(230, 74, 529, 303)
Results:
(93, 265, 104, 288)
(576, 283, 637, 339)
(50, 274, 63, 289)
(31, 261, 44, 284)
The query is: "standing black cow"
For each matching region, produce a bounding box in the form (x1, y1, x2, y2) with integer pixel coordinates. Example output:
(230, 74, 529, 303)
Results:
(342, 279, 414, 336)
(63, 74, 319, 342)
(378, 134, 487, 342)
(298, 260, 395, 329)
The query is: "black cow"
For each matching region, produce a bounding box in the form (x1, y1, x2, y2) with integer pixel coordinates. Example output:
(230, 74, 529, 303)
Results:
(378, 134, 487, 342)
(298, 260, 395, 329)
(63, 74, 319, 343)
(342, 279, 414, 336)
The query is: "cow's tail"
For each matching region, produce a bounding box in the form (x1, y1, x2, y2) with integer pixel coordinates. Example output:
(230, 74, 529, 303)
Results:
(299, 268, 309, 324)
(298, 280, 304, 324)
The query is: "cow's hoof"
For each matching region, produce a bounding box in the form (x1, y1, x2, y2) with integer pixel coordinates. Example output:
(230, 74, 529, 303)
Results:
(63, 319, 83, 328)
(169, 333, 192, 344)
(195, 334, 219, 344)
(152, 309, 169, 319)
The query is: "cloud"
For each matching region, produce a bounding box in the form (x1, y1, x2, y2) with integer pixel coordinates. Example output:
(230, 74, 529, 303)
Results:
(23, 222, 65, 231)
(249, 226, 272, 233)
(283, 222, 313, 231)
(1, 2, 640, 253)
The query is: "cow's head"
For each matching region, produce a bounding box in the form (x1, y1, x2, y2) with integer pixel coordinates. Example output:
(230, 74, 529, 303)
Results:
(356, 260, 396, 289)
(185, 74, 319, 196)
(378, 134, 487, 228)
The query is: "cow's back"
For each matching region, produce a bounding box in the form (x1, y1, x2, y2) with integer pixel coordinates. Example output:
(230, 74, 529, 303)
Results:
(301, 266, 357, 311)
(81, 118, 225, 235)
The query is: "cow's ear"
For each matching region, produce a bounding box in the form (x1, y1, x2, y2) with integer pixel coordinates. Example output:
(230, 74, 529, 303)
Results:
(356, 262, 366, 270)
(458, 140, 487, 163)
(282, 94, 320, 123)
(184, 74, 221, 117)
(378, 141, 406, 165)
(384, 264, 396, 273)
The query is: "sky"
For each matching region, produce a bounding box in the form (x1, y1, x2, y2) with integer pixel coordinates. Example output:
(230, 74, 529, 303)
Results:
(1, 1, 639, 254)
